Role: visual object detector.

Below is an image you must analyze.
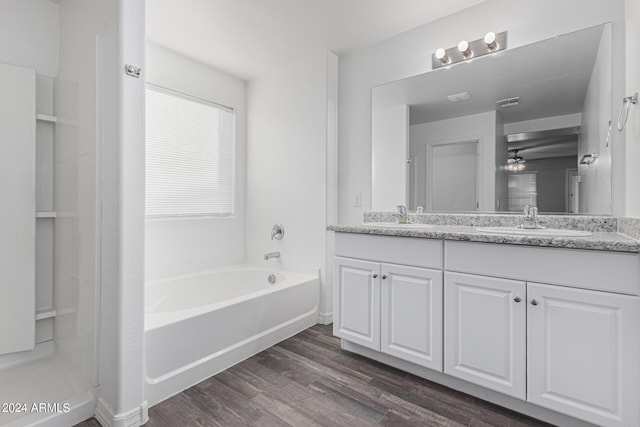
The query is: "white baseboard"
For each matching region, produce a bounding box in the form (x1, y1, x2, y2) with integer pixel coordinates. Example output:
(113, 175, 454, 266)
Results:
(95, 398, 149, 427)
(318, 312, 333, 325)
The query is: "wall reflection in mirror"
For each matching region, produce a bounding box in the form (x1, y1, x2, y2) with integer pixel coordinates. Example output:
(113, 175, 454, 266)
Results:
(371, 24, 613, 214)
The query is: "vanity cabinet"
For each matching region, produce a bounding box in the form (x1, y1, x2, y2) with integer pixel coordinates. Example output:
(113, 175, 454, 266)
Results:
(333, 233, 640, 426)
(334, 233, 443, 370)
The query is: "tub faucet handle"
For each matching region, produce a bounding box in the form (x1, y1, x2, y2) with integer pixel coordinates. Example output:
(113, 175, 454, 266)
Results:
(271, 224, 285, 240)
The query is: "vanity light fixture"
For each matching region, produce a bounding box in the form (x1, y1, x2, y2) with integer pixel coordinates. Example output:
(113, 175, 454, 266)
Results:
(579, 153, 598, 165)
(432, 31, 507, 69)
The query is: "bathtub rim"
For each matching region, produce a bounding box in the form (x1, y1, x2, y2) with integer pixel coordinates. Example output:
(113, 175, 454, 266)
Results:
(144, 264, 319, 331)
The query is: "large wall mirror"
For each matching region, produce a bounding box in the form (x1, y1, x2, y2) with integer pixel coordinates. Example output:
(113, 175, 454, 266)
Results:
(372, 24, 613, 214)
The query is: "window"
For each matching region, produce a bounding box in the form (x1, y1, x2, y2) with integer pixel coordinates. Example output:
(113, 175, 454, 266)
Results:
(145, 85, 234, 217)
(508, 173, 537, 212)
(569, 172, 580, 213)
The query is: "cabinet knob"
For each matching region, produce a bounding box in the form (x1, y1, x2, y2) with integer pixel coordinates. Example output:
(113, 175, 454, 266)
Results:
(372, 273, 378, 279)
(531, 299, 539, 306)
(514, 296, 521, 303)
(382, 275, 387, 280)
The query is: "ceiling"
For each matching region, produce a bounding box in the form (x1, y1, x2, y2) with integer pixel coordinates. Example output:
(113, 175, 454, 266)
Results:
(146, 0, 488, 81)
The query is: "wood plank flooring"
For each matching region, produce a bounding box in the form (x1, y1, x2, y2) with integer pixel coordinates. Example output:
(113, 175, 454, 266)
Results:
(75, 324, 553, 426)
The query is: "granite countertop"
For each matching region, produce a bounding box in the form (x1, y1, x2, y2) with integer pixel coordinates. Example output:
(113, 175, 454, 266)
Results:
(327, 213, 640, 253)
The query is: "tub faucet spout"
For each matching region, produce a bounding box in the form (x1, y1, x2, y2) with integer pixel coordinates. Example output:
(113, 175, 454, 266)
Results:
(264, 251, 280, 260)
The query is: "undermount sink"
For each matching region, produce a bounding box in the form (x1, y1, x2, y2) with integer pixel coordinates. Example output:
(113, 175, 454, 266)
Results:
(475, 226, 592, 237)
(362, 222, 434, 229)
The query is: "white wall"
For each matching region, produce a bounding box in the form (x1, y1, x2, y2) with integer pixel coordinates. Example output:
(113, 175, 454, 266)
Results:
(0, 0, 58, 77)
(625, 0, 640, 216)
(495, 112, 507, 211)
(145, 44, 247, 280)
(580, 25, 612, 214)
(246, 51, 337, 319)
(503, 114, 582, 135)
(338, 0, 626, 224)
(410, 111, 496, 211)
(371, 104, 409, 210)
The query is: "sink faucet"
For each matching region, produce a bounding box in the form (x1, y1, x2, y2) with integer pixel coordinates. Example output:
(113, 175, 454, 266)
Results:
(522, 205, 539, 229)
(264, 251, 280, 260)
(397, 205, 407, 224)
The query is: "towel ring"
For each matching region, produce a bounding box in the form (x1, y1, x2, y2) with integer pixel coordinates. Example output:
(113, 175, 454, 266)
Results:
(617, 92, 638, 131)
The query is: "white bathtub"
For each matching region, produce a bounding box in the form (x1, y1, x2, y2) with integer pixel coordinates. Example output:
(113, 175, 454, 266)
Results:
(144, 265, 319, 405)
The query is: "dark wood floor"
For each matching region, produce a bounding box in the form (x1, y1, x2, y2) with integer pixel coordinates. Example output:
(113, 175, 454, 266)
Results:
(76, 324, 553, 426)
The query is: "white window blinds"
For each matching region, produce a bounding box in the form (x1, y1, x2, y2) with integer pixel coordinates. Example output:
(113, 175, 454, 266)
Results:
(508, 173, 537, 212)
(145, 86, 234, 217)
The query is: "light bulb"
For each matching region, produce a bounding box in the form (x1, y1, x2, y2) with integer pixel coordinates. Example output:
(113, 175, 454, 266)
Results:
(457, 40, 471, 57)
(484, 31, 497, 49)
(435, 48, 448, 64)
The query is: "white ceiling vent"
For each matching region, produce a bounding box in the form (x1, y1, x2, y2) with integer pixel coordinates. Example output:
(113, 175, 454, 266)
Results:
(496, 96, 520, 107)
(447, 91, 472, 103)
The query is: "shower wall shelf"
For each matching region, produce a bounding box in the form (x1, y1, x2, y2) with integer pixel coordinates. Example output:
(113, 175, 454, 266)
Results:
(35, 309, 57, 321)
(36, 211, 57, 218)
(36, 113, 57, 123)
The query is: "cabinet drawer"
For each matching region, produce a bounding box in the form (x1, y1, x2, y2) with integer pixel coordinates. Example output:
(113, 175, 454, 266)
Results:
(445, 241, 640, 295)
(335, 233, 442, 269)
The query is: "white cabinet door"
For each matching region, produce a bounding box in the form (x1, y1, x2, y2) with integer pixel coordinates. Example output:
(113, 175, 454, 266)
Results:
(444, 272, 526, 399)
(527, 283, 640, 427)
(333, 257, 381, 350)
(381, 263, 442, 370)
